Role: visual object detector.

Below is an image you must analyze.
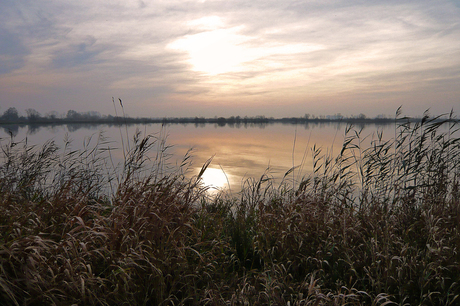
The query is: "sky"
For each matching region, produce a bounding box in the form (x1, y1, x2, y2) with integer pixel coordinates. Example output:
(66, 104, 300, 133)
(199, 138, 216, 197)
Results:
(1, 0, 460, 119)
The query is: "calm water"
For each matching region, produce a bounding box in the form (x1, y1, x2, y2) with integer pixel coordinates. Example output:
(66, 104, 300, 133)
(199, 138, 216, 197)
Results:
(0, 122, 395, 193)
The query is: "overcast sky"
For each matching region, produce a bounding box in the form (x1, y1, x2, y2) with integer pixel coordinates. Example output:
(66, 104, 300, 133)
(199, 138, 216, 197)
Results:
(1, 0, 460, 118)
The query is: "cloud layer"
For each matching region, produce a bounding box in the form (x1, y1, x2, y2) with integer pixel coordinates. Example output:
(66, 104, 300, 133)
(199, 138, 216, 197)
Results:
(1, 0, 460, 117)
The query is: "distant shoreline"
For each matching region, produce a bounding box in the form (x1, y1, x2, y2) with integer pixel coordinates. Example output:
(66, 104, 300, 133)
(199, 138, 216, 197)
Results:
(1, 115, 456, 127)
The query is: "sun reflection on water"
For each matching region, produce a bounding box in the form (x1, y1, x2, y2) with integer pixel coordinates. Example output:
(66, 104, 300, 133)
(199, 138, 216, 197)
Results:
(200, 167, 231, 192)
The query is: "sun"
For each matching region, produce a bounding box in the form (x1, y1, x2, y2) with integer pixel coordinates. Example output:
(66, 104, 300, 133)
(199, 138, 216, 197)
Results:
(168, 17, 252, 75)
(200, 167, 230, 190)
(168, 16, 325, 78)
(169, 28, 250, 75)
(186, 30, 246, 75)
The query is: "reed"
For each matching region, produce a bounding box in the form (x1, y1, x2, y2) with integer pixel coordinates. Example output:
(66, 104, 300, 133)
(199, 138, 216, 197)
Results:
(0, 110, 459, 305)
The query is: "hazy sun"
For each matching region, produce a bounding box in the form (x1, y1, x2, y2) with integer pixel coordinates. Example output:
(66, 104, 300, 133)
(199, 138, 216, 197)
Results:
(168, 17, 252, 75)
(168, 16, 325, 78)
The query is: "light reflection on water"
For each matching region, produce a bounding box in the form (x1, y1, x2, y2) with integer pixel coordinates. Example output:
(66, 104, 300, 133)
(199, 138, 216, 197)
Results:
(0, 122, 396, 194)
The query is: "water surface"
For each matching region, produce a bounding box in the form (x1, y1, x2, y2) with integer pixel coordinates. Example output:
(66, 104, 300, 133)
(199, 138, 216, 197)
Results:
(0, 122, 395, 193)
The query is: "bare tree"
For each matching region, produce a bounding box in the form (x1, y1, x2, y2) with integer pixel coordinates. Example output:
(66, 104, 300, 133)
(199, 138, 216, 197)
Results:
(25, 108, 42, 122)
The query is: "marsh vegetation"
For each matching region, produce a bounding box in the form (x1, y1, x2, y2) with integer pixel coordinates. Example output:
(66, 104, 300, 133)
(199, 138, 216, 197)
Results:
(0, 110, 459, 305)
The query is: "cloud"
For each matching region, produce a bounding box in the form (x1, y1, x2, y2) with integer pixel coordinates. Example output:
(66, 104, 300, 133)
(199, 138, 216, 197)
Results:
(51, 36, 105, 69)
(0, 28, 30, 74)
(1, 0, 460, 117)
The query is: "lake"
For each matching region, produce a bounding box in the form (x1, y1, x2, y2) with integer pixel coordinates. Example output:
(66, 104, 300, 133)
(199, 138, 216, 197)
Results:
(0, 122, 396, 194)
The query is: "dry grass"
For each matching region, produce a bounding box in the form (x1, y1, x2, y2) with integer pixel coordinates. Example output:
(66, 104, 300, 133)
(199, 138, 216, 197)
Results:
(1, 111, 460, 305)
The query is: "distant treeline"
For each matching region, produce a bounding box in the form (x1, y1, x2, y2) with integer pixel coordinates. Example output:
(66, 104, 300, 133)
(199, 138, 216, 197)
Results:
(0, 107, 455, 126)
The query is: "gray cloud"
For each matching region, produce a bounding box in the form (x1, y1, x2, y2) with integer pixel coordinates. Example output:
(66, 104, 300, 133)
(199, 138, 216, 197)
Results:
(52, 36, 104, 69)
(0, 28, 30, 73)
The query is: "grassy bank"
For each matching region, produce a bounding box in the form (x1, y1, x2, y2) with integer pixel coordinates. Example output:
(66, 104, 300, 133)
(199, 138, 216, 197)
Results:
(1, 111, 459, 305)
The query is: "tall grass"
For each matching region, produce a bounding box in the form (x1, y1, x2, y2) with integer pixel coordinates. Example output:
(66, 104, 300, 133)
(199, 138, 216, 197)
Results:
(1, 110, 460, 305)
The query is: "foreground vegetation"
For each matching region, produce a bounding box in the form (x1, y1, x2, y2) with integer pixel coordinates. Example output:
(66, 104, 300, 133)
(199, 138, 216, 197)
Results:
(1, 110, 459, 305)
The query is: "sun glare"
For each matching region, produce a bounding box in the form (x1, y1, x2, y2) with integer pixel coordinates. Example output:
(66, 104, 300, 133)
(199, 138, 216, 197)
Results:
(167, 16, 254, 75)
(169, 27, 250, 75)
(168, 16, 326, 77)
(200, 167, 230, 190)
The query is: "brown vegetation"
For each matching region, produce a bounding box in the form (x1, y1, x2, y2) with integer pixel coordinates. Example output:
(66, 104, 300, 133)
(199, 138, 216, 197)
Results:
(0, 111, 459, 305)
